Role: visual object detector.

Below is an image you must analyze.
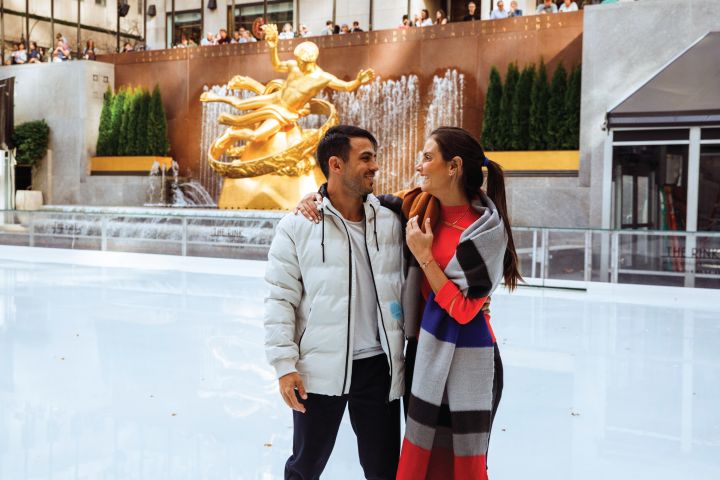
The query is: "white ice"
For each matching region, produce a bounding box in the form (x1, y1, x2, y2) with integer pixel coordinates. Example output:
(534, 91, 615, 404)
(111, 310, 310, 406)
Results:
(0, 247, 719, 480)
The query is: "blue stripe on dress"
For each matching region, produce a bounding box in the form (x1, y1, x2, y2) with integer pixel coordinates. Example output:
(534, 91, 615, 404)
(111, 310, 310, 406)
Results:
(420, 293, 495, 348)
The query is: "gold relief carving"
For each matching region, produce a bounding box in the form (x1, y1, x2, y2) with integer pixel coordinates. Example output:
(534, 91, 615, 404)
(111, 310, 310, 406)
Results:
(199, 24, 375, 210)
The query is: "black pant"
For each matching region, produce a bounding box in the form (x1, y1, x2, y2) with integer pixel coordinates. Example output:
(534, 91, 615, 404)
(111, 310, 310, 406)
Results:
(284, 354, 401, 480)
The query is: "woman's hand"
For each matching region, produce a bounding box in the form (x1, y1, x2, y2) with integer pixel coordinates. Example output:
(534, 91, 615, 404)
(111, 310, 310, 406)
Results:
(406, 216, 434, 264)
(294, 193, 322, 223)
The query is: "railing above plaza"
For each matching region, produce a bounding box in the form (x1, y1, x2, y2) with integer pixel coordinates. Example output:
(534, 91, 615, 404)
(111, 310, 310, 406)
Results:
(1, 209, 718, 290)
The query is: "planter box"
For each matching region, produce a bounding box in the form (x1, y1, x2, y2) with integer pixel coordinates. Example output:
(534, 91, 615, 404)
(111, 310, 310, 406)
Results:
(90, 156, 173, 175)
(484, 151, 580, 176)
(16, 190, 43, 210)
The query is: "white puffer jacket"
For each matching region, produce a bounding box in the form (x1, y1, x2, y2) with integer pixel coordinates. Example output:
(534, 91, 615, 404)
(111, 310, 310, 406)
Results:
(264, 193, 406, 400)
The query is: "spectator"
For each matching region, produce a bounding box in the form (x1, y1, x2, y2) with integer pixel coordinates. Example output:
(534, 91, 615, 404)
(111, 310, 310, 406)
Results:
(122, 42, 134, 53)
(536, 0, 558, 14)
(231, 30, 242, 43)
(28, 41, 42, 63)
(398, 15, 411, 29)
(416, 9, 433, 27)
(435, 9, 448, 25)
(490, 0, 509, 19)
(53, 39, 70, 61)
(279, 23, 295, 39)
(352, 21, 363, 32)
(13, 43, 27, 65)
(339, 24, 350, 34)
(83, 39, 97, 59)
(56, 32, 69, 51)
(240, 29, 257, 42)
(559, 0, 579, 12)
(463, 1, 481, 21)
(201, 32, 215, 46)
(321, 20, 334, 35)
(217, 29, 230, 44)
(333, 24, 341, 34)
(299, 25, 312, 37)
(509, 0, 523, 16)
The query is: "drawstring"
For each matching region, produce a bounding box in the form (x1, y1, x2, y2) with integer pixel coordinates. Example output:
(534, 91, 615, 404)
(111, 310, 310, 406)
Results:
(370, 204, 379, 251)
(321, 208, 326, 263)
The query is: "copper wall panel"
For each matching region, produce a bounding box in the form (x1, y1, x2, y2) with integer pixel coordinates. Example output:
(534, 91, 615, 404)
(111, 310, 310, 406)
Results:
(98, 12, 583, 176)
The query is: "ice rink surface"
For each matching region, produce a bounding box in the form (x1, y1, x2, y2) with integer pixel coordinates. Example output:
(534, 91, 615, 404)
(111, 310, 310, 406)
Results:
(0, 247, 719, 479)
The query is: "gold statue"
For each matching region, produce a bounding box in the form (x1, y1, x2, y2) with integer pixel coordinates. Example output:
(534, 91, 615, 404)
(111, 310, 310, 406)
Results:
(200, 24, 376, 209)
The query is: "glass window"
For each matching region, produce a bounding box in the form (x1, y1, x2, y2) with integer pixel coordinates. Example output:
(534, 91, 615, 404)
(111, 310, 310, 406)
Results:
(698, 145, 720, 231)
(167, 10, 202, 47)
(612, 144, 689, 230)
(229, 1, 293, 36)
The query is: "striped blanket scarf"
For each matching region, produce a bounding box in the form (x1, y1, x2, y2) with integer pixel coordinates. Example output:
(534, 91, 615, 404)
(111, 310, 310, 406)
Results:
(396, 190, 507, 480)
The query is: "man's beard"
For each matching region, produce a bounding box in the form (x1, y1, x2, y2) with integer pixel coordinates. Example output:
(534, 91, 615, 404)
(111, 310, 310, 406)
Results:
(343, 173, 374, 197)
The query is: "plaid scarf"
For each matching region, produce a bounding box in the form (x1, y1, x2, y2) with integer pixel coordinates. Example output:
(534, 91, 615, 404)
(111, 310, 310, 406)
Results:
(395, 189, 506, 480)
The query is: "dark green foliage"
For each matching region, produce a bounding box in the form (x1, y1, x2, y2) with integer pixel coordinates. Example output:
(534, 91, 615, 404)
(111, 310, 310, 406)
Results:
(563, 65, 582, 150)
(529, 60, 549, 150)
(147, 85, 170, 156)
(13, 120, 50, 166)
(97, 84, 169, 156)
(497, 63, 519, 151)
(481, 67, 503, 151)
(546, 63, 568, 149)
(109, 88, 127, 155)
(96, 87, 114, 155)
(510, 65, 535, 151)
(134, 91, 151, 155)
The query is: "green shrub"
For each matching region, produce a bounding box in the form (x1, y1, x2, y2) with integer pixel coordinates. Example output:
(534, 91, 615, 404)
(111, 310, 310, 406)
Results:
(497, 63, 519, 150)
(529, 59, 549, 150)
(13, 120, 50, 166)
(510, 65, 535, 151)
(563, 65, 582, 150)
(109, 88, 127, 156)
(547, 63, 568, 149)
(96, 87, 114, 155)
(481, 67, 503, 151)
(147, 85, 170, 156)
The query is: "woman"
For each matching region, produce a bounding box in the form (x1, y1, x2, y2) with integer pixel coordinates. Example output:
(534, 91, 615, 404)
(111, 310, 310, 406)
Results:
(435, 9, 448, 25)
(28, 41, 42, 63)
(279, 23, 295, 40)
(417, 9, 433, 27)
(296, 127, 521, 478)
(83, 39, 96, 60)
(53, 39, 70, 62)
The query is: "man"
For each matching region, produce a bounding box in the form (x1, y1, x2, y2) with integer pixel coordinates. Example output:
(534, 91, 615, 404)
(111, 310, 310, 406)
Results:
(321, 20, 334, 35)
(352, 21, 364, 32)
(463, 1, 482, 21)
(200, 32, 215, 46)
(265, 125, 405, 479)
(536, 0, 559, 14)
(490, 0, 510, 19)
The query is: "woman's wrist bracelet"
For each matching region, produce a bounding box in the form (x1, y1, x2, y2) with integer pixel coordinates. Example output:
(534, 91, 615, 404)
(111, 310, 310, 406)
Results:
(420, 257, 435, 269)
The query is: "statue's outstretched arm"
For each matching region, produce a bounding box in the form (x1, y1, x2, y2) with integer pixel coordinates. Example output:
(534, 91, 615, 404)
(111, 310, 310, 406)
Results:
(262, 24, 291, 73)
(327, 69, 376, 92)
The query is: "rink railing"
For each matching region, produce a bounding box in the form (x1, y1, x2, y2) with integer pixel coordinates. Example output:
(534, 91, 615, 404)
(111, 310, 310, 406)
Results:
(1, 210, 719, 289)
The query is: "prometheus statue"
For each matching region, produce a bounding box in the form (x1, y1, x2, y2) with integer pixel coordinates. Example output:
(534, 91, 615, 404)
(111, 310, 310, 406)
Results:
(200, 23, 376, 209)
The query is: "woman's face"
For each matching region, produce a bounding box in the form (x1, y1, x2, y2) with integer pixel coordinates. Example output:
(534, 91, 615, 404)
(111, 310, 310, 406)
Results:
(416, 137, 454, 195)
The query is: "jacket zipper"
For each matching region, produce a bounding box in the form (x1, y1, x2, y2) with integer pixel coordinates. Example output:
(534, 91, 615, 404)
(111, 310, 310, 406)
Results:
(363, 216, 394, 403)
(326, 206, 353, 394)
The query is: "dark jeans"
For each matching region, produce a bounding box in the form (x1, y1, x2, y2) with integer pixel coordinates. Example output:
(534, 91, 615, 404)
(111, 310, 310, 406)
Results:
(284, 354, 401, 480)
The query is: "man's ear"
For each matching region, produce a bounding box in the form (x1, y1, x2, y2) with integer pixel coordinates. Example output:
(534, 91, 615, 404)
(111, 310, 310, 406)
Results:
(328, 155, 343, 175)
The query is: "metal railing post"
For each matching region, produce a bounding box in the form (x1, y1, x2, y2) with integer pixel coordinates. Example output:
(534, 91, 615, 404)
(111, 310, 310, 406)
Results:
(584, 230, 592, 282)
(28, 212, 34, 247)
(531, 229, 538, 278)
(182, 218, 188, 256)
(540, 229, 549, 283)
(611, 231, 619, 284)
(101, 216, 108, 251)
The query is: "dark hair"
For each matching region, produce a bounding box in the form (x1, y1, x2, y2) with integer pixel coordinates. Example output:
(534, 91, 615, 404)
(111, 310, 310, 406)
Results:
(421, 9, 430, 19)
(316, 125, 378, 179)
(430, 126, 522, 290)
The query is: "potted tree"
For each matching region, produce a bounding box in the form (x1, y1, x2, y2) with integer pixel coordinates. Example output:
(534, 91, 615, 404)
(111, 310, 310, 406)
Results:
(13, 119, 49, 210)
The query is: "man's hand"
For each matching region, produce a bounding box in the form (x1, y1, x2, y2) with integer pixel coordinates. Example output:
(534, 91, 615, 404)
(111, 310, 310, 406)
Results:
(356, 68, 376, 85)
(279, 372, 308, 413)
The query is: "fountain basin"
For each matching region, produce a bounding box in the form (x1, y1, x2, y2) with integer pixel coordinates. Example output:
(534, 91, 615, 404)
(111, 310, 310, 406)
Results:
(91, 156, 174, 175)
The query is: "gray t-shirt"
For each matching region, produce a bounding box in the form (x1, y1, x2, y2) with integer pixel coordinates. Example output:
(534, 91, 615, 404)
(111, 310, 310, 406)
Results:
(345, 219, 384, 360)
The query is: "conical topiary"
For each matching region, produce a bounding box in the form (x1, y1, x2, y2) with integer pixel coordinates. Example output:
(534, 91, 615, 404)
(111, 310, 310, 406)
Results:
(481, 67, 503, 151)
(118, 88, 137, 156)
(563, 65, 581, 150)
(547, 63, 568, 149)
(510, 65, 535, 151)
(529, 59, 549, 150)
(147, 85, 170, 156)
(108, 88, 127, 156)
(96, 86, 114, 155)
(134, 90, 151, 155)
(497, 63, 519, 150)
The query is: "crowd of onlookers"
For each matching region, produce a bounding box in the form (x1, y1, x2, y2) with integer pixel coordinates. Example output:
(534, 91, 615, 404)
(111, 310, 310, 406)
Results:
(2, 32, 124, 65)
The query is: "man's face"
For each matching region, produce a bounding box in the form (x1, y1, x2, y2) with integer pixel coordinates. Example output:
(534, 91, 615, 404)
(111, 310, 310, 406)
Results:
(468, 2, 476, 14)
(545, 0, 552, 5)
(337, 137, 378, 197)
(498, 1, 504, 9)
